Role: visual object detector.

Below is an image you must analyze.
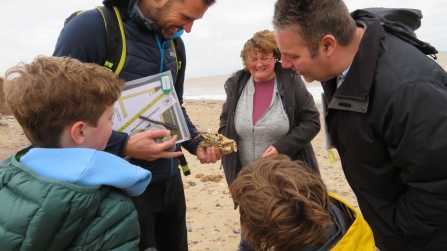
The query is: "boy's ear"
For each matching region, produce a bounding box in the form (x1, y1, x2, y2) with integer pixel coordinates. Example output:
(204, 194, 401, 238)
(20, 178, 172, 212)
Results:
(70, 121, 86, 146)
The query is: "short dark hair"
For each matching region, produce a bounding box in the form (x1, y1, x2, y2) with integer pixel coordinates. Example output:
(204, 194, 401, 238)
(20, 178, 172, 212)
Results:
(273, 0, 356, 56)
(230, 155, 331, 251)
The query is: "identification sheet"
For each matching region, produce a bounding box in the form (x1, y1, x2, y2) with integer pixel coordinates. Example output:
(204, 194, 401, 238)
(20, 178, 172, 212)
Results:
(112, 71, 190, 143)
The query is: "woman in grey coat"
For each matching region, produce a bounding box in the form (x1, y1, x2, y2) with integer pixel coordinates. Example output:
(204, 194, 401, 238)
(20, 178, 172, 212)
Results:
(218, 30, 321, 251)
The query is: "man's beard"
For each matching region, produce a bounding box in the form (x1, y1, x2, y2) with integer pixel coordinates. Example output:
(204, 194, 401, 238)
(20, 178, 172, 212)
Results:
(145, 6, 175, 39)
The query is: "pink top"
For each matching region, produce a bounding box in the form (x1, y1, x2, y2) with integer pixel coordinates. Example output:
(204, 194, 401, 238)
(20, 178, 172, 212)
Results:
(253, 78, 275, 125)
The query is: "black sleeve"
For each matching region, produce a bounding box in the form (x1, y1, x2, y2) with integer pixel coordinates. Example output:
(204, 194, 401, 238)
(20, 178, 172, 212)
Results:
(273, 76, 320, 156)
(382, 83, 447, 238)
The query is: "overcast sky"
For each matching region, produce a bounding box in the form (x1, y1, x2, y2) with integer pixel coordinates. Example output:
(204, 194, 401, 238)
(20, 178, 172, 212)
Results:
(1, 0, 446, 79)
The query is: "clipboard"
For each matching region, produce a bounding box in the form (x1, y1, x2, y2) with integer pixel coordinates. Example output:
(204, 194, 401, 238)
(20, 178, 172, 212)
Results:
(112, 71, 191, 144)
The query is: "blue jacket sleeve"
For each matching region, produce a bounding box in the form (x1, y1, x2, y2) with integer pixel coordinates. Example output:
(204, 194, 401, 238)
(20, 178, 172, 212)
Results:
(173, 38, 202, 155)
(53, 9, 129, 157)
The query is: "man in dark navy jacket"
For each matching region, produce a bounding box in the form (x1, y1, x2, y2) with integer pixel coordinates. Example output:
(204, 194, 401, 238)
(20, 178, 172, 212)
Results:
(54, 0, 219, 250)
(273, 0, 447, 251)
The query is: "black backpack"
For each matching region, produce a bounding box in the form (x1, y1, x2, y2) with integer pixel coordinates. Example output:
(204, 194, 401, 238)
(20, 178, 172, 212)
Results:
(352, 8, 438, 58)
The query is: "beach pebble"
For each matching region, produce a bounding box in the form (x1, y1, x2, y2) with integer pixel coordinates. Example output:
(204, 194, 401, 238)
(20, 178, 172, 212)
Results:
(0, 122, 8, 127)
(192, 239, 198, 244)
(196, 226, 205, 230)
(187, 225, 193, 232)
(233, 228, 241, 234)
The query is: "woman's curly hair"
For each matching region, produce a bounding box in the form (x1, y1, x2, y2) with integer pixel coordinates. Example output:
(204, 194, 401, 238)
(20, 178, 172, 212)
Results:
(240, 30, 281, 71)
(230, 155, 330, 251)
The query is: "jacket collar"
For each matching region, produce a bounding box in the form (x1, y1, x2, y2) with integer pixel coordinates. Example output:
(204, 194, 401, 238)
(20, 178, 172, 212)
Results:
(324, 11, 383, 102)
(127, 0, 184, 40)
(129, 0, 156, 31)
(321, 11, 383, 113)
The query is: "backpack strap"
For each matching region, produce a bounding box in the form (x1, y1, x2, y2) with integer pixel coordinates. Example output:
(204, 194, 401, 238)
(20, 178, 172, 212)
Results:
(171, 38, 183, 74)
(64, 7, 126, 75)
(95, 6, 127, 75)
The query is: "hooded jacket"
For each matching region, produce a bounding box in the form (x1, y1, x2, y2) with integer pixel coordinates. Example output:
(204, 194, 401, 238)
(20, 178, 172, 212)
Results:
(53, 0, 200, 183)
(219, 63, 320, 187)
(0, 148, 140, 250)
(322, 8, 447, 251)
(326, 194, 375, 251)
(20, 148, 151, 196)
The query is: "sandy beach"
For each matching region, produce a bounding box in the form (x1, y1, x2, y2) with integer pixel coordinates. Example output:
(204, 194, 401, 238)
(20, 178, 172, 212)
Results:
(179, 100, 353, 250)
(0, 100, 353, 251)
(0, 52, 446, 250)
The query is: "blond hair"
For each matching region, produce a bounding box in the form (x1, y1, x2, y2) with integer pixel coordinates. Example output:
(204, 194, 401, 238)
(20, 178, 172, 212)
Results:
(4, 56, 124, 148)
(240, 30, 281, 71)
(230, 155, 330, 251)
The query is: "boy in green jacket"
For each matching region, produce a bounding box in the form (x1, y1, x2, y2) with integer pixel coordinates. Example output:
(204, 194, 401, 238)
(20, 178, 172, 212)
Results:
(0, 56, 167, 250)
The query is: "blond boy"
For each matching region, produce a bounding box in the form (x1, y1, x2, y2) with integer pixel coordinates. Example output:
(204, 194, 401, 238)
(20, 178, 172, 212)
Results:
(0, 56, 153, 250)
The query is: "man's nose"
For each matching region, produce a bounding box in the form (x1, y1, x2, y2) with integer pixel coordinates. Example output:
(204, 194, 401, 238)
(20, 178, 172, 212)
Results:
(281, 58, 292, 69)
(183, 21, 194, 33)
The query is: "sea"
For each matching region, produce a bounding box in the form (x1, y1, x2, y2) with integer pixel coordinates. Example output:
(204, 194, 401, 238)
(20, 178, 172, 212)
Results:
(183, 74, 324, 103)
(183, 52, 447, 103)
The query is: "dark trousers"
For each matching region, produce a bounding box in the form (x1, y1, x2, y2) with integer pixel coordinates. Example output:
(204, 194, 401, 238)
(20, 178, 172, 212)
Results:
(131, 169, 187, 251)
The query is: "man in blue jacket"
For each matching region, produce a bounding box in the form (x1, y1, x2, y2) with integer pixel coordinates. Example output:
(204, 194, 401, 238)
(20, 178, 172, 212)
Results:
(54, 0, 219, 250)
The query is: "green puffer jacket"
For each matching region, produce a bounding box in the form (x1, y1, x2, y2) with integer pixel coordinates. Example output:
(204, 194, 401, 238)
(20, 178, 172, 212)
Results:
(0, 148, 140, 250)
